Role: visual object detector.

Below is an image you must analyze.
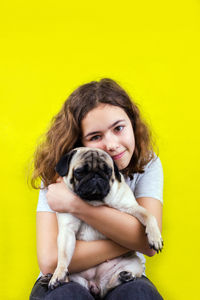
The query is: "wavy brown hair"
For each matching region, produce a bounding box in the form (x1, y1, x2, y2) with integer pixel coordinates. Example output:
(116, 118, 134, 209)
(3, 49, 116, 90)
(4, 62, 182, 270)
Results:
(31, 78, 157, 189)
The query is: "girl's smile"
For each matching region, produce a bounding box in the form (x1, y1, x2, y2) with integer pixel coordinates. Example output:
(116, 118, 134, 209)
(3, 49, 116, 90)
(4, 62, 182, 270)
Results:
(112, 150, 126, 161)
(81, 104, 135, 170)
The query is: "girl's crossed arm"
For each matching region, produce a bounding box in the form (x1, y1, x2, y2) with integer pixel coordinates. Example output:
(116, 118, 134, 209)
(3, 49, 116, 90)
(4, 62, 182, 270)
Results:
(36, 181, 162, 274)
(36, 212, 129, 275)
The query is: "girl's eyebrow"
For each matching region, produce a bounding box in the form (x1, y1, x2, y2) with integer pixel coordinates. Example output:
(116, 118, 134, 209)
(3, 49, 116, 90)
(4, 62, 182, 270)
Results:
(83, 119, 125, 138)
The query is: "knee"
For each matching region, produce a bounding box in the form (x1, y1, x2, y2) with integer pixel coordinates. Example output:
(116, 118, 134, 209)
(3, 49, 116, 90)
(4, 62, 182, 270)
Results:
(106, 277, 163, 300)
(44, 282, 94, 300)
(128, 278, 163, 299)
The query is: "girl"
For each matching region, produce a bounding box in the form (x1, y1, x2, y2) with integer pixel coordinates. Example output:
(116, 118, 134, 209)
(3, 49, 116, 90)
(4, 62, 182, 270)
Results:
(30, 78, 163, 299)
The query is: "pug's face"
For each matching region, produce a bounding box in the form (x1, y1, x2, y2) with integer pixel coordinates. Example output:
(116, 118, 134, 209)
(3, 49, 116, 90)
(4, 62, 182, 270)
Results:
(55, 147, 121, 201)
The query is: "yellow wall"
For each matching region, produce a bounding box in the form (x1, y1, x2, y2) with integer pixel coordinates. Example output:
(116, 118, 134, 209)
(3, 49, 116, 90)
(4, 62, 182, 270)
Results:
(0, 1, 199, 299)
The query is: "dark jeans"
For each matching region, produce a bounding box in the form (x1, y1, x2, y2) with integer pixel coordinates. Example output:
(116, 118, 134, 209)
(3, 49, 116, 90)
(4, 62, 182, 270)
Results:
(30, 275, 163, 300)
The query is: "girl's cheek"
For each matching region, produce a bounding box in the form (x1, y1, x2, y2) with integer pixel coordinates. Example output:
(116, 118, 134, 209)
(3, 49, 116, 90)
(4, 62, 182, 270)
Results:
(82, 139, 92, 147)
(83, 140, 98, 148)
(90, 141, 104, 150)
(91, 142, 102, 149)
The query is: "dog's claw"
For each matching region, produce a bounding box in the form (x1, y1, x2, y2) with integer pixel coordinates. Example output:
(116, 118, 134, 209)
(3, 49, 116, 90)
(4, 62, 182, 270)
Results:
(48, 271, 69, 290)
(49, 279, 60, 290)
(145, 218, 164, 254)
(149, 239, 164, 253)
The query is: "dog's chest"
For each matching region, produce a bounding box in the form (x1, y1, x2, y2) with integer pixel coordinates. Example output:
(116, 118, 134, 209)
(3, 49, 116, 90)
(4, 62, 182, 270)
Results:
(77, 222, 106, 241)
(76, 200, 106, 241)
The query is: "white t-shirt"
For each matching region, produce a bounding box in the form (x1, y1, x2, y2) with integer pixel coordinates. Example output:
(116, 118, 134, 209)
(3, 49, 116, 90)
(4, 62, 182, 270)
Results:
(37, 155, 163, 273)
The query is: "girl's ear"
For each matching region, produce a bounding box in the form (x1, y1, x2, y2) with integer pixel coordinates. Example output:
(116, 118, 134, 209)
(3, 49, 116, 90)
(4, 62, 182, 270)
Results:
(55, 150, 77, 177)
(113, 162, 121, 182)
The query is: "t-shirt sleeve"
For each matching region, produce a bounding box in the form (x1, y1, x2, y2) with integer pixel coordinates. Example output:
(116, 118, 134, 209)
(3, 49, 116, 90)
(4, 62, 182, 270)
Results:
(37, 186, 55, 213)
(134, 157, 164, 203)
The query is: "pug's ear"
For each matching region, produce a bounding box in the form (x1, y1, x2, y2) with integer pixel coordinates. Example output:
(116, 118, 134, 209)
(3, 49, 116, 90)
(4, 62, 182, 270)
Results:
(113, 162, 121, 182)
(55, 150, 77, 177)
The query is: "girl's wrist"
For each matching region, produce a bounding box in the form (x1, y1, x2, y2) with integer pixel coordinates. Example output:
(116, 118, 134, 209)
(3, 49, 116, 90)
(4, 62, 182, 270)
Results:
(69, 194, 90, 215)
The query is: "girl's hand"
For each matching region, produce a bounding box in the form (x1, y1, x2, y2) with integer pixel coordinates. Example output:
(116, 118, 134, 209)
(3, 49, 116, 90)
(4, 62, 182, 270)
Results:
(46, 177, 85, 213)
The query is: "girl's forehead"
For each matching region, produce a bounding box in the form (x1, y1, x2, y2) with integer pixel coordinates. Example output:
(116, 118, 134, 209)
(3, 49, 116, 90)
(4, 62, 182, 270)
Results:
(81, 104, 130, 134)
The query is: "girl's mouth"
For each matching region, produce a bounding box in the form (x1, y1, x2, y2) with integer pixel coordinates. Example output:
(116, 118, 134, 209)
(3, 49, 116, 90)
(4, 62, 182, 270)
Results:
(112, 151, 126, 160)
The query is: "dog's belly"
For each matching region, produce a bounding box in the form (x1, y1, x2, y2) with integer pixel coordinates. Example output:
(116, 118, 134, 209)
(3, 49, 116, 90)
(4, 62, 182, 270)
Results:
(96, 253, 144, 279)
(76, 257, 123, 281)
(77, 222, 106, 241)
(71, 253, 144, 298)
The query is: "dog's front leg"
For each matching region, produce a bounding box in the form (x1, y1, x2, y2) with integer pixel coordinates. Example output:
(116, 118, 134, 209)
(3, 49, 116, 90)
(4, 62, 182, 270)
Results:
(106, 186, 163, 253)
(49, 213, 81, 289)
(127, 205, 163, 252)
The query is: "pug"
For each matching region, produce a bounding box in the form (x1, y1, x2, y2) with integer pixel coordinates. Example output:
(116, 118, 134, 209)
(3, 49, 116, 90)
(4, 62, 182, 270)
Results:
(48, 147, 163, 297)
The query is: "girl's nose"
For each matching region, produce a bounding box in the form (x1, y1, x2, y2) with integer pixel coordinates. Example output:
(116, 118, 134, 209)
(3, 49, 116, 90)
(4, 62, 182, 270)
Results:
(103, 135, 119, 152)
(105, 142, 119, 152)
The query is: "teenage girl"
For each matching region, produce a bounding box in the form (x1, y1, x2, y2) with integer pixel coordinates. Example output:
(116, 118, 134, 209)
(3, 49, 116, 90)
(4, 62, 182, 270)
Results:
(30, 78, 163, 299)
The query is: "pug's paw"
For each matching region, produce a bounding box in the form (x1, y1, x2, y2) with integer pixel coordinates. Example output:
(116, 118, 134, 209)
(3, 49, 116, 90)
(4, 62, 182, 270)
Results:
(119, 271, 136, 282)
(145, 217, 163, 253)
(48, 267, 69, 290)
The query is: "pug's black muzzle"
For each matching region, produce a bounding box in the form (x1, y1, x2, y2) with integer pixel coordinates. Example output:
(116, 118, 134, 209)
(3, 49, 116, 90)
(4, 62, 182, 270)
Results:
(74, 172, 110, 201)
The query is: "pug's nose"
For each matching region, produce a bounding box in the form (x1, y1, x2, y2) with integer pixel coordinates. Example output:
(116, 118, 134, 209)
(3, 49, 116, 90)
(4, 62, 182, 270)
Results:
(90, 174, 102, 186)
(92, 174, 100, 182)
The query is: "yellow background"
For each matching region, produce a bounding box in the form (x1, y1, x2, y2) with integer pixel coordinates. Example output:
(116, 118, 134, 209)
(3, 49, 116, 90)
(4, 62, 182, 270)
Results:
(0, 1, 199, 299)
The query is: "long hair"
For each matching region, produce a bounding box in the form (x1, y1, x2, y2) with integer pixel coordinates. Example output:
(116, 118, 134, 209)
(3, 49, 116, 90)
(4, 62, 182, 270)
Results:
(31, 78, 156, 189)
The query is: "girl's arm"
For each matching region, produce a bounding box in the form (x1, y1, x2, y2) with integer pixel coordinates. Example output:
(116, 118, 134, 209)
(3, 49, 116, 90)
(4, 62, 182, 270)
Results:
(46, 181, 162, 256)
(72, 196, 162, 256)
(36, 212, 129, 275)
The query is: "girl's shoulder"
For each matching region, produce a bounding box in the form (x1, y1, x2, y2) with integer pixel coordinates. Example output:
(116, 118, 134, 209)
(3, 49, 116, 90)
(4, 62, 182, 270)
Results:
(37, 182, 55, 213)
(125, 155, 163, 203)
(143, 155, 163, 172)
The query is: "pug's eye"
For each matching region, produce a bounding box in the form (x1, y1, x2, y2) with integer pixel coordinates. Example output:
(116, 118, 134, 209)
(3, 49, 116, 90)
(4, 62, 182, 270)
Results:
(73, 167, 86, 180)
(103, 164, 112, 178)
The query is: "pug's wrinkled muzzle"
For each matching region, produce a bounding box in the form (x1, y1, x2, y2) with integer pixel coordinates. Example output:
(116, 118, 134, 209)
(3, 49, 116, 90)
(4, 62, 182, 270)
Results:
(74, 173, 110, 201)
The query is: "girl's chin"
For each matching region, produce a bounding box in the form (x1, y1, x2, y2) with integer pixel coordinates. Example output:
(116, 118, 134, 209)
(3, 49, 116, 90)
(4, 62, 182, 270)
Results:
(116, 161, 129, 171)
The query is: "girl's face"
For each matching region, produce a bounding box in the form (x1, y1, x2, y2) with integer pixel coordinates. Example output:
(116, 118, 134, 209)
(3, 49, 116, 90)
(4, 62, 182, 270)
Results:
(81, 104, 135, 170)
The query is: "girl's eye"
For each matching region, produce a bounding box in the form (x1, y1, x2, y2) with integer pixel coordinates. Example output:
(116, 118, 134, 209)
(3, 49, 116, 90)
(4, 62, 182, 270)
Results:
(90, 135, 101, 141)
(114, 125, 124, 132)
